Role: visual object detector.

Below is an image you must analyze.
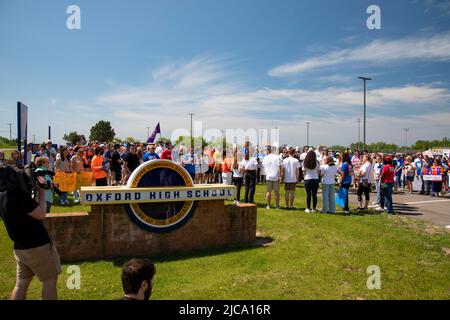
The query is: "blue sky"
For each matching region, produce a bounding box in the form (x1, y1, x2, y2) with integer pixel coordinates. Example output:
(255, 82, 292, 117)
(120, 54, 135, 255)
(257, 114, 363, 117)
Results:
(1, 0, 449, 146)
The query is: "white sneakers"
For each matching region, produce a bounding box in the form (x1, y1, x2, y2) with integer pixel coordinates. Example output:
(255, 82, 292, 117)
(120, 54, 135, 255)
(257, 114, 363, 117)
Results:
(266, 205, 270, 209)
(305, 208, 311, 213)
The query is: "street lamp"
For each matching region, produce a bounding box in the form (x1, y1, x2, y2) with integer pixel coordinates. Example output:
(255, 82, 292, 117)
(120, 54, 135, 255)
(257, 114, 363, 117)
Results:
(188, 113, 195, 148)
(403, 128, 410, 154)
(357, 76, 372, 151)
(306, 122, 310, 147)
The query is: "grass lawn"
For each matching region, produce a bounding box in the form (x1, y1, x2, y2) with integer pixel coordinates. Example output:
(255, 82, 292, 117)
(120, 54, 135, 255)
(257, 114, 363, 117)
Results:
(1, 183, 449, 300)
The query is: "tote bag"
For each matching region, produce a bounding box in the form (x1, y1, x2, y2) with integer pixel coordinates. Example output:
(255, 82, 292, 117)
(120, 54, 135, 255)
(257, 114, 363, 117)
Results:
(336, 187, 348, 208)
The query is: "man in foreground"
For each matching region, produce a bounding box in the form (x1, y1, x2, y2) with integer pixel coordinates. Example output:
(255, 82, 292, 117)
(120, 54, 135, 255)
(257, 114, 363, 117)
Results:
(120, 258, 156, 300)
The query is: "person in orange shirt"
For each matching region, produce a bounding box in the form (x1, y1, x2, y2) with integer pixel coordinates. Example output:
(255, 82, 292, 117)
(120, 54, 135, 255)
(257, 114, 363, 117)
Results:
(430, 158, 444, 197)
(221, 149, 233, 185)
(91, 147, 108, 186)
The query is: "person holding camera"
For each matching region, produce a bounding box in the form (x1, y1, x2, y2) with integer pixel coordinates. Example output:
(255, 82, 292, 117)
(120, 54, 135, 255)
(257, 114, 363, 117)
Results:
(0, 165, 61, 300)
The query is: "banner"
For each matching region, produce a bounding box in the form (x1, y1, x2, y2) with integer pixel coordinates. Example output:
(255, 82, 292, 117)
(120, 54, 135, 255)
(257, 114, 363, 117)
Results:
(147, 122, 161, 143)
(422, 167, 443, 182)
(53, 172, 77, 192)
(76, 171, 93, 190)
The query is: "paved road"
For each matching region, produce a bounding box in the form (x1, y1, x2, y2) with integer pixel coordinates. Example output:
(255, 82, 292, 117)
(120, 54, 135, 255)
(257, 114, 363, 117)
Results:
(349, 191, 450, 227)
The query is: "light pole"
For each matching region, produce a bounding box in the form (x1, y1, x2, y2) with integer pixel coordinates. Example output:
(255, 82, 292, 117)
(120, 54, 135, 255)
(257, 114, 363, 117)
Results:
(358, 76, 372, 151)
(188, 113, 195, 148)
(7, 123, 12, 140)
(306, 122, 310, 147)
(146, 127, 150, 139)
(403, 128, 410, 155)
(357, 117, 361, 143)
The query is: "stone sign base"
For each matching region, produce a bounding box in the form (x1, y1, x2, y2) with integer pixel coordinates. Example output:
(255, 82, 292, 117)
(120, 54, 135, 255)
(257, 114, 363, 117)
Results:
(44, 200, 257, 262)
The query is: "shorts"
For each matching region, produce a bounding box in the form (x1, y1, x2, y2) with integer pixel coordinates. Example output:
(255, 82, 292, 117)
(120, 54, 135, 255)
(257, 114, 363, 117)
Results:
(14, 243, 61, 281)
(206, 167, 213, 174)
(406, 175, 415, 182)
(284, 182, 296, 191)
(266, 180, 280, 193)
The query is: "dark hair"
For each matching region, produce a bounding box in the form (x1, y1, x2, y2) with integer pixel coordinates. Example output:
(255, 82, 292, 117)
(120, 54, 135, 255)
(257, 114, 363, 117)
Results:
(94, 147, 103, 156)
(121, 259, 156, 295)
(59, 147, 68, 161)
(342, 152, 351, 164)
(303, 150, 317, 170)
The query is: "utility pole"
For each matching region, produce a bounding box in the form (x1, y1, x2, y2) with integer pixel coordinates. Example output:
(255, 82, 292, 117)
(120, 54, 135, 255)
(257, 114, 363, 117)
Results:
(188, 113, 195, 148)
(357, 117, 361, 143)
(403, 128, 410, 155)
(7, 123, 12, 140)
(358, 76, 372, 151)
(32, 134, 36, 143)
(146, 127, 150, 139)
(306, 122, 310, 147)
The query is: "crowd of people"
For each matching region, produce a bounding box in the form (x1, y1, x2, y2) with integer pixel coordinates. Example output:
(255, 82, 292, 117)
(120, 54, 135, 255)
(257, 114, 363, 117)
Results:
(1, 140, 448, 214)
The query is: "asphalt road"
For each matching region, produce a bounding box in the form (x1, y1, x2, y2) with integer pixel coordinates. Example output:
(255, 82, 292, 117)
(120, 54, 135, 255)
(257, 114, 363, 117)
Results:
(349, 190, 450, 227)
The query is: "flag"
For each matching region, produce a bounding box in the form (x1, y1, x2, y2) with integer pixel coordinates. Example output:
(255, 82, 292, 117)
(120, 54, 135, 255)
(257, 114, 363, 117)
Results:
(147, 123, 161, 143)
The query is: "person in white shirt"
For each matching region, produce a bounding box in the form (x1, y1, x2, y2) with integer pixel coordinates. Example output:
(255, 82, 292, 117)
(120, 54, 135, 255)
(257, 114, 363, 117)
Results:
(302, 150, 320, 213)
(155, 141, 165, 157)
(320, 156, 338, 214)
(357, 154, 374, 210)
(373, 154, 383, 205)
(262, 146, 282, 209)
(282, 148, 300, 209)
(232, 148, 244, 204)
(241, 147, 258, 204)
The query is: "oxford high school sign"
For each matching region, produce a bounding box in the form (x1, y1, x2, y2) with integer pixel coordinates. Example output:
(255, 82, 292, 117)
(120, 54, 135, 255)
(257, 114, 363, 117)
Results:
(81, 160, 235, 233)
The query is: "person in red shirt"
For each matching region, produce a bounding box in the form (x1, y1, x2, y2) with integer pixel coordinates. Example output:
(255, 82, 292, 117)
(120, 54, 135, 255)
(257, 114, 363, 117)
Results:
(380, 156, 395, 214)
(160, 144, 173, 161)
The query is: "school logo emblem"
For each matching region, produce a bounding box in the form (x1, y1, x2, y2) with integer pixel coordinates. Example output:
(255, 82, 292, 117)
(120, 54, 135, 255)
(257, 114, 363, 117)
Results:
(125, 160, 199, 233)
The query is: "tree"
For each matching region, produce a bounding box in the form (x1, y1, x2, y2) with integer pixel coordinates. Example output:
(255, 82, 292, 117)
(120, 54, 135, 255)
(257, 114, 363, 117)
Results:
(63, 131, 86, 145)
(89, 121, 115, 142)
(156, 137, 172, 146)
(125, 136, 138, 144)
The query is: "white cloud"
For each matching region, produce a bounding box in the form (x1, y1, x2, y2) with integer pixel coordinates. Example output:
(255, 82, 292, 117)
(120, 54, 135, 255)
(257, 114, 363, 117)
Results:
(39, 55, 450, 146)
(269, 32, 450, 76)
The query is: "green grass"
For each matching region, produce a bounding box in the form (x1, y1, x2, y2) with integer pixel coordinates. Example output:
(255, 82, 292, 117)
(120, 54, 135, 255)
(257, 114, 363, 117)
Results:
(1, 183, 449, 300)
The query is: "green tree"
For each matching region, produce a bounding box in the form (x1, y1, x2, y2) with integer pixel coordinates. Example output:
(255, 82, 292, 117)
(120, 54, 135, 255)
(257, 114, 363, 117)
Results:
(63, 131, 86, 145)
(156, 137, 172, 146)
(125, 136, 138, 144)
(89, 121, 116, 142)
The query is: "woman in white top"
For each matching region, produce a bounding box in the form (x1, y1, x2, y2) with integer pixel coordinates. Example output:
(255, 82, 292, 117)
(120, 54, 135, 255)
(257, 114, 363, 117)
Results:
(241, 148, 258, 203)
(357, 154, 374, 210)
(302, 150, 320, 213)
(320, 156, 338, 214)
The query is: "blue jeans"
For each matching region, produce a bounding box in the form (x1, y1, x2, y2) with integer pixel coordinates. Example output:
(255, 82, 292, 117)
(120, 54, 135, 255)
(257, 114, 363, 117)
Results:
(375, 180, 381, 204)
(59, 192, 68, 204)
(382, 182, 394, 214)
(304, 179, 319, 210)
(322, 183, 335, 213)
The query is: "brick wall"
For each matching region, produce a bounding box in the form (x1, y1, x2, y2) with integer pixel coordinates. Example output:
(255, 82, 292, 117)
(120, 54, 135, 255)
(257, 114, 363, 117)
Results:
(44, 201, 257, 262)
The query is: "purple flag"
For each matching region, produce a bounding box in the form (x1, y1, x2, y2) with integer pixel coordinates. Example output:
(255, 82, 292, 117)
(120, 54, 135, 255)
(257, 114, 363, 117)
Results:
(147, 123, 161, 143)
